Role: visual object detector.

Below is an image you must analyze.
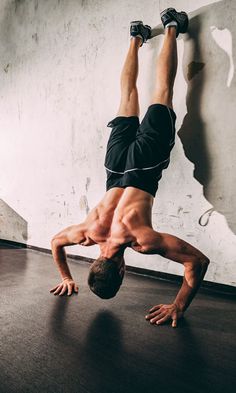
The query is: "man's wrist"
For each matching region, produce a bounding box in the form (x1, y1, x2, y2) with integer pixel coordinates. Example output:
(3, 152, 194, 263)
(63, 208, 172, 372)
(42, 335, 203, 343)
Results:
(62, 276, 72, 281)
(173, 301, 186, 312)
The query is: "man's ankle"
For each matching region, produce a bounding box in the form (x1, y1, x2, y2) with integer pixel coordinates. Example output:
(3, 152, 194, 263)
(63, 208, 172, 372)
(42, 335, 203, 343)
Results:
(130, 36, 143, 47)
(165, 26, 177, 36)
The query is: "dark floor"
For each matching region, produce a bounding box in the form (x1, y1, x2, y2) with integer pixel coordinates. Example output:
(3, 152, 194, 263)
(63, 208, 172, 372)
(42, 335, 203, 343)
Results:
(0, 245, 235, 393)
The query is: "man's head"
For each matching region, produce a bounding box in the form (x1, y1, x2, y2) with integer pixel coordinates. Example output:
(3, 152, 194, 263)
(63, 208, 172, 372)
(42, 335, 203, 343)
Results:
(88, 255, 125, 299)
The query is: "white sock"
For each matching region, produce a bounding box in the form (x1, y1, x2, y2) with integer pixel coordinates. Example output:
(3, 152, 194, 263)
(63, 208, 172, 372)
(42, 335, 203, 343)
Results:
(130, 35, 143, 45)
(131, 34, 143, 41)
(165, 21, 177, 28)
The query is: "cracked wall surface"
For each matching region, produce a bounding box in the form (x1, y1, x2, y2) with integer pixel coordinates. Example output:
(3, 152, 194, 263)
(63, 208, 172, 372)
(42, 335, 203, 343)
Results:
(0, 0, 235, 285)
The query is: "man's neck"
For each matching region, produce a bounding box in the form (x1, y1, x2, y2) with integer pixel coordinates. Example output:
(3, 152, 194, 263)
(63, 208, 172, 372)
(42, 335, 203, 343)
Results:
(100, 240, 127, 259)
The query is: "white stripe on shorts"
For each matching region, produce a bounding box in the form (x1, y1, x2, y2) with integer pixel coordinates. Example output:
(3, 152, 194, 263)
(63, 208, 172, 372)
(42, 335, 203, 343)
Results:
(105, 157, 170, 175)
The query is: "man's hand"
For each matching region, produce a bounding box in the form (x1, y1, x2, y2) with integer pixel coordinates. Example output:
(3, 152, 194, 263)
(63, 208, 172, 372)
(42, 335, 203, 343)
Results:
(145, 303, 184, 328)
(50, 278, 79, 296)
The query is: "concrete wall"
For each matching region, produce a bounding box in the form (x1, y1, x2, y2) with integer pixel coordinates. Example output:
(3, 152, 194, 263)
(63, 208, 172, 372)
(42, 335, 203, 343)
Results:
(0, 0, 235, 286)
(0, 199, 28, 242)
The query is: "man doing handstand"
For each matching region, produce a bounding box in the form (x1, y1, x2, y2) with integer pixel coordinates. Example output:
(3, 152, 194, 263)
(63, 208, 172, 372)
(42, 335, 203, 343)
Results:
(50, 8, 210, 328)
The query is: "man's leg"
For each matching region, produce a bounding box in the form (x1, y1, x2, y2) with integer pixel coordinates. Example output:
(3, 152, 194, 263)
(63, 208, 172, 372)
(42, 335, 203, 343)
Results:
(151, 27, 177, 109)
(116, 36, 142, 117)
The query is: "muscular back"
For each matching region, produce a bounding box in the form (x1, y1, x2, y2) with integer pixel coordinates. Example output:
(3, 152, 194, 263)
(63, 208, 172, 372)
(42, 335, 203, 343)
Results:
(85, 187, 154, 250)
(53, 185, 208, 269)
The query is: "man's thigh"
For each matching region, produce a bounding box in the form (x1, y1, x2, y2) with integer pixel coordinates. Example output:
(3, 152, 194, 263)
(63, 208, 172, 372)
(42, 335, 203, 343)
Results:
(137, 103, 176, 144)
(104, 115, 140, 174)
(124, 103, 176, 170)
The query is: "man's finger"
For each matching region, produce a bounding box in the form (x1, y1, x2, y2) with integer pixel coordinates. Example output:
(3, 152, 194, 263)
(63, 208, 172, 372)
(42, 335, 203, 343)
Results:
(54, 284, 63, 295)
(150, 312, 166, 324)
(145, 309, 162, 320)
(75, 285, 79, 293)
(59, 285, 67, 296)
(67, 284, 73, 296)
(149, 304, 163, 313)
(155, 315, 169, 325)
(172, 319, 178, 328)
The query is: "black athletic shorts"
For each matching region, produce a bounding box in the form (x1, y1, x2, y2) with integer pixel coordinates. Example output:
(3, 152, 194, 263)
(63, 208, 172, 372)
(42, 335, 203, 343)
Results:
(104, 103, 176, 197)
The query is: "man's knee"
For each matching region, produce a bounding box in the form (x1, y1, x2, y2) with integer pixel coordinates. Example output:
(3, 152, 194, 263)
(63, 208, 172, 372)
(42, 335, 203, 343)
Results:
(151, 87, 173, 108)
(150, 99, 173, 109)
(117, 87, 140, 117)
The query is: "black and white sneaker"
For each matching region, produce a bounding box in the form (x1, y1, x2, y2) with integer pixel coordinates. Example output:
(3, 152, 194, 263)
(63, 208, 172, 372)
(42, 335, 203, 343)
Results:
(160, 8, 188, 37)
(130, 21, 151, 46)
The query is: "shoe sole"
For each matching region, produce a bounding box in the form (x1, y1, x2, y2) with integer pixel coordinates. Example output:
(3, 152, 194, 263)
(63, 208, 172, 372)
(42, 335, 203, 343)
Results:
(130, 20, 143, 25)
(160, 7, 176, 19)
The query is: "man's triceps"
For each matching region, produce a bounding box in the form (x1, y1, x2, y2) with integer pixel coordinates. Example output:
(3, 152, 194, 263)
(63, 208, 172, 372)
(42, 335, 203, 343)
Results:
(157, 232, 209, 265)
(51, 224, 86, 247)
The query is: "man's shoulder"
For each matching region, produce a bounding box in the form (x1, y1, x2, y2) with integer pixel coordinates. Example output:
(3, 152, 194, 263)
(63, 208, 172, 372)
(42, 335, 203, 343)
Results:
(131, 228, 163, 254)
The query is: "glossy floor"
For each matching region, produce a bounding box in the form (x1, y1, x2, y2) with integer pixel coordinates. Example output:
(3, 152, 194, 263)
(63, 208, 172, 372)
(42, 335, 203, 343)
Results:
(0, 245, 235, 393)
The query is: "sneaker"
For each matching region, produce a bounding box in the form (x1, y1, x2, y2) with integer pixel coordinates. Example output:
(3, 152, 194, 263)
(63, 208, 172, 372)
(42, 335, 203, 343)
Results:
(130, 21, 151, 46)
(160, 8, 188, 37)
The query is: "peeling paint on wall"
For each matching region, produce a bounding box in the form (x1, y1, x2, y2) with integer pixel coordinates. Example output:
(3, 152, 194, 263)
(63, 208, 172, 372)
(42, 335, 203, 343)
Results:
(79, 195, 90, 215)
(34, 0, 38, 12)
(85, 177, 91, 192)
(4, 63, 10, 73)
(0, 0, 235, 286)
(32, 32, 38, 43)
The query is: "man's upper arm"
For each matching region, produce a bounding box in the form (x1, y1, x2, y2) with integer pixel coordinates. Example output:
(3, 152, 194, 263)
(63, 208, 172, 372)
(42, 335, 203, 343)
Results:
(159, 232, 209, 268)
(52, 224, 86, 247)
(141, 229, 207, 266)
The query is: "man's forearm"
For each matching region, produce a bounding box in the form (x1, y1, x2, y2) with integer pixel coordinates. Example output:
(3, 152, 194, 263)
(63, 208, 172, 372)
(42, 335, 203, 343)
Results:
(51, 244, 73, 280)
(173, 259, 209, 312)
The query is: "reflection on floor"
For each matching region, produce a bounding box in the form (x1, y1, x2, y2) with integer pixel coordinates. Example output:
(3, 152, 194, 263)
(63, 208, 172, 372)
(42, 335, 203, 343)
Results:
(0, 245, 235, 393)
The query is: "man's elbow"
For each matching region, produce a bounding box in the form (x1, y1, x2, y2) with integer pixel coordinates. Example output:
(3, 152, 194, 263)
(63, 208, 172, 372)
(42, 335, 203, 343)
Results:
(200, 256, 210, 269)
(185, 256, 209, 287)
(191, 256, 210, 277)
(51, 236, 61, 250)
(201, 257, 210, 279)
(186, 255, 210, 275)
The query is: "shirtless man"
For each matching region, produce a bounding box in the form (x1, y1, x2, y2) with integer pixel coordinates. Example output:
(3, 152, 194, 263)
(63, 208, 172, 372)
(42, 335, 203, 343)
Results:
(50, 8, 210, 328)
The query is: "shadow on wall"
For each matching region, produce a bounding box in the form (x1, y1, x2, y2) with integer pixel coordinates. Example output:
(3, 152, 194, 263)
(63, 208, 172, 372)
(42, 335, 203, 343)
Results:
(0, 199, 28, 243)
(178, 0, 236, 234)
